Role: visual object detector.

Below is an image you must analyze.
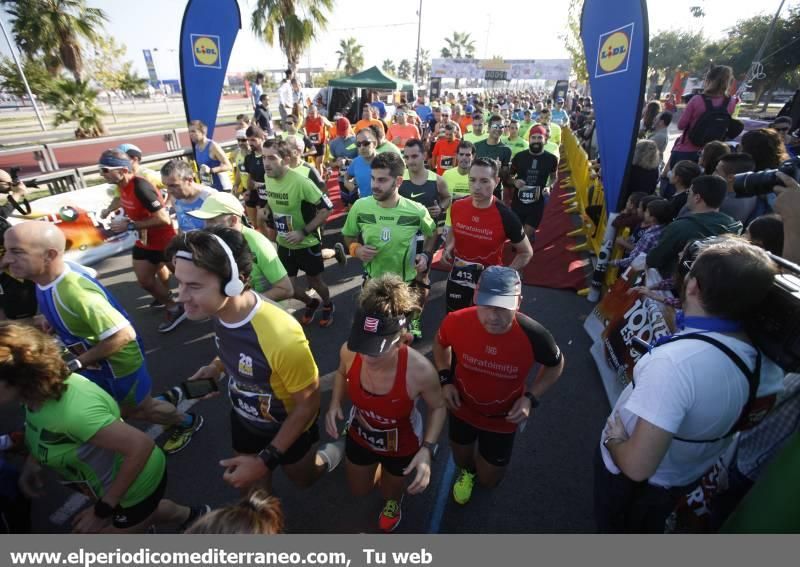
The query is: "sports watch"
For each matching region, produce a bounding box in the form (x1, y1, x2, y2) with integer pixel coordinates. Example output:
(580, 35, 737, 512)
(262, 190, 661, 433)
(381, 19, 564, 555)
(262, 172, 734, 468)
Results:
(524, 391, 540, 408)
(422, 441, 439, 460)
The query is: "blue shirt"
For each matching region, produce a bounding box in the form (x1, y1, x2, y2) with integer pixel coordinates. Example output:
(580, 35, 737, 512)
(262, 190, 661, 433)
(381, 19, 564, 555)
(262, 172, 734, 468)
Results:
(415, 105, 432, 122)
(174, 186, 215, 232)
(370, 101, 387, 119)
(551, 109, 569, 126)
(329, 136, 358, 160)
(346, 156, 374, 198)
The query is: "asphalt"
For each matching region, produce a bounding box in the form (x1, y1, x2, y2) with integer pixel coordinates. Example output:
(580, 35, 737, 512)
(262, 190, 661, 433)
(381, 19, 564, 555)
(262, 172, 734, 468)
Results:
(1, 215, 609, 534)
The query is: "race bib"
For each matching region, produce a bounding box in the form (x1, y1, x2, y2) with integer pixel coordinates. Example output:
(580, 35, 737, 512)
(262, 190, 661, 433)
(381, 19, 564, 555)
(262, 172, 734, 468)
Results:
(448, 258, 484, 288)
(440, 156, 455, 169)
(351, 411, 399, 453)
(309, 133, 320, 143)
(518, 185, 542, 205)
(273, 214, 293, 237)
(254, 182, 267, 200)
(228, 380, 279, 426)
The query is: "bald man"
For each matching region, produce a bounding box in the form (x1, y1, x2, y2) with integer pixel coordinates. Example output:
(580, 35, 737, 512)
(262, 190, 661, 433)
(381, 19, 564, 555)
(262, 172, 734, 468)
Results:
(2, 221, 204, 454)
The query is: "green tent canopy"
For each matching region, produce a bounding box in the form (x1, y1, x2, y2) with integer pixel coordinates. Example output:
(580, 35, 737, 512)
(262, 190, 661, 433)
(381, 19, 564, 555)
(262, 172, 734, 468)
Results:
(328, 66, 414, 91)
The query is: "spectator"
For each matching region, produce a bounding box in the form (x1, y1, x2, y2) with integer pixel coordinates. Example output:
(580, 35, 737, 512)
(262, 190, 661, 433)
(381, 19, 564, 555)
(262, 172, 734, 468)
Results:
(251, 72, 264, 110)
(613, 191, 648, 232)
(253, 94, 275, 138)
(670, 65, 737, 167)
(639, 100, 662, 137)
(646, 174, 742, 275)
(741, 128, 790, 172)
(666, 160, 702, 219)
(745, 214, 784, 256)
(768, 116, 796, 156)
(596, 238, 784, 533)
(610, 199, 672, 271)
(698, 140, 731, 175)
(628, 140, 660, 195)
(714, 153, 758, 224)
(663, 93, 677, 113)
(186, 489, 283, 534)
(648, 111, 672, 166)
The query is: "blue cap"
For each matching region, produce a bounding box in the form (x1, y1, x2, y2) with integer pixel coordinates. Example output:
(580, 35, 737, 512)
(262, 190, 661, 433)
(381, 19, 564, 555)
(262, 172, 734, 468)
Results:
(117, 143, 142, 158)
(465, 104, 475, 113)
(475, 266, 522, 310)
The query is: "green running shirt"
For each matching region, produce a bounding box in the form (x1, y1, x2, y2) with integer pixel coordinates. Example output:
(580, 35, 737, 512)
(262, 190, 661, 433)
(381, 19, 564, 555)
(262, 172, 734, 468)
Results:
(342, 195, 436, 281)
(265, 169, 333, 249)
(25, 374, 165, 507)
(241, 226, 288, 293)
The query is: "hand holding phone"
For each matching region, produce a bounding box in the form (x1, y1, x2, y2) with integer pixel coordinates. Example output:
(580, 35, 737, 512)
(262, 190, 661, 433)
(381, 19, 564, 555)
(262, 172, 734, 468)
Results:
(181, 377, 219, 400)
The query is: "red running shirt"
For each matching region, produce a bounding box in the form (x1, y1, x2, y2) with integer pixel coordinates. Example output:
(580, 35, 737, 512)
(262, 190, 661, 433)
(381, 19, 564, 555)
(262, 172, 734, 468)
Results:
(449, 197, 525, 266)
(346, 345, 422, 456)
(118, 177, 175, 251)
(437, 307, 562, 433)
(304, 116, 326, 145)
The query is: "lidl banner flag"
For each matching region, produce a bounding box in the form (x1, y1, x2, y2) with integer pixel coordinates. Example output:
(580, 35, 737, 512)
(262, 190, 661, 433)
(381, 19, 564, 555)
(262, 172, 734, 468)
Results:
(179, 0, 241, 141)
(580, 0, 648, 213)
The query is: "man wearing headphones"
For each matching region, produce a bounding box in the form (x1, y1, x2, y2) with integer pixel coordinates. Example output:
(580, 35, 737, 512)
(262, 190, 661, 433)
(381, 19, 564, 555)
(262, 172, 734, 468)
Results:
(171, 227, 343, 493)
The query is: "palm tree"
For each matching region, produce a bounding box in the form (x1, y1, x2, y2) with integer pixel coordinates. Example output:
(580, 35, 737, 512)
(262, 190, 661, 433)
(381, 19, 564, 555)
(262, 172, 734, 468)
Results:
(397, 59, 412, 80)
(382, 59, 396, 75)
(251, 0, 334, 74)
(417, 49, 431, 83)
(118, 70, 148, 105)
(42, 78, 105, 138)
(336, 38, 364, 76)
(1, 0, 109, 80)
(439, 32, 475, 59)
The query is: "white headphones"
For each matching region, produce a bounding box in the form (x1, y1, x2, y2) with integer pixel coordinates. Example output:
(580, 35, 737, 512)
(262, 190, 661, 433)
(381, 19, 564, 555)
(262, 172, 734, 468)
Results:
(210, 233, 245, 296)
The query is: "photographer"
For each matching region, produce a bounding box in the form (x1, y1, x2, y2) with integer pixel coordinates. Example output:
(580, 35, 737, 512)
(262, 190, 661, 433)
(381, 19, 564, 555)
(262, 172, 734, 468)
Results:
(595, 238, 785, 533)
(0, 168, 36, 322)
(0, 168, 31, 219)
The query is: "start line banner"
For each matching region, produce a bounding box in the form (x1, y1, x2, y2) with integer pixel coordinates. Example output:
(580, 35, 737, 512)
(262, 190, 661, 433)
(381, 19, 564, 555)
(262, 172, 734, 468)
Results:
(584, 268, 676, 404)
(430, 58, 571, 80)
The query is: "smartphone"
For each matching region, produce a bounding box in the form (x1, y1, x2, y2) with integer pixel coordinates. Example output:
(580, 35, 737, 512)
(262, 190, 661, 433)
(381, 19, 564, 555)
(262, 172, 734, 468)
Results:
(181, 378, 219, 399)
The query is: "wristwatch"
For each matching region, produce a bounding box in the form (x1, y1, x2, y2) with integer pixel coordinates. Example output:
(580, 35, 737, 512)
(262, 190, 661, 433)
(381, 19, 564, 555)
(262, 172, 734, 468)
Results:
(67, 359, 83, 373)
(438, 369, 453, 386)
(422, 441, 439, 460)
(257, 444, 284, 471)
(94, 499, 115, 519)
(524, 391, 540, 408)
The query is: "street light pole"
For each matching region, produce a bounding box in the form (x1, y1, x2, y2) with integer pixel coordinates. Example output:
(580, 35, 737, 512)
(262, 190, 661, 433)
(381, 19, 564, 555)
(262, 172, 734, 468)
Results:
(414, 0, 422, 84)
(0, 17, 46, 131)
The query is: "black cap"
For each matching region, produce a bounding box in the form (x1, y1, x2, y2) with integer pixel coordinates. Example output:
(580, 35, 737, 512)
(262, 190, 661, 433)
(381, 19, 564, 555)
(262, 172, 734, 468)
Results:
(347, 309, 406, 356)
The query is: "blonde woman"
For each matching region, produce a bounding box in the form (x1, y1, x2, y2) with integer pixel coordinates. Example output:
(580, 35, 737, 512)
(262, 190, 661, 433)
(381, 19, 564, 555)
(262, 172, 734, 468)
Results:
(628, 139, 661, 194)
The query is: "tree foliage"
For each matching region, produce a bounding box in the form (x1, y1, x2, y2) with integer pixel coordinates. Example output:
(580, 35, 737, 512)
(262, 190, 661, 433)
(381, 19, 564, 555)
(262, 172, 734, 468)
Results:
(397, 59, 412, 80)
(41, 78, 106, 137)
(560, 0, 588, 82)
(1, 0, 109, 80)
(382, 59, 396, 75)
(418, 49, 431, 84)
(251, 0, 334, 72)
(0, 56, 54, 99)
(439, 32, 475, 59)
(335, 37, 364, 76)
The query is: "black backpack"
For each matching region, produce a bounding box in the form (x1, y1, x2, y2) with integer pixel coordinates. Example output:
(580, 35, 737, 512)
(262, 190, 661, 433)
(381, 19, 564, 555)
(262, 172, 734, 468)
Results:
(687, 95, 742, 146)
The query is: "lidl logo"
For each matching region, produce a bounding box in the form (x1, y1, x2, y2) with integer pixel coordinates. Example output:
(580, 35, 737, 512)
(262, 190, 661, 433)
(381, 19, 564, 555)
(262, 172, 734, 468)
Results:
(595, 23, 634, 78)
(191, 34, 221, 69)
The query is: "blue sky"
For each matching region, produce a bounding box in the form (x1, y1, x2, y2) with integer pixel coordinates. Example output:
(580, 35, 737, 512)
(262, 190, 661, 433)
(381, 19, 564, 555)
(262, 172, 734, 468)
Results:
(0, 0, 790, 81)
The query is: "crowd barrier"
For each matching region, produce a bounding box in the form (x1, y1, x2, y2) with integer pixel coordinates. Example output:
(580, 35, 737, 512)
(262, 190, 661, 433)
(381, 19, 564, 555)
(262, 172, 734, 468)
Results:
(559, 127, 626, 296)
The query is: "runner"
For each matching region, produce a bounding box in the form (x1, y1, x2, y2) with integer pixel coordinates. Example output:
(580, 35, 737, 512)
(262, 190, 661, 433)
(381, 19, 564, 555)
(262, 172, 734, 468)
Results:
(502, 120, 529, 157)
(430, 123, 460, 176)
(232, 129, 251, 193)
(325, 274, 446, 532)
(474, 115, 513, 199)
(279, 116, 315, 159)
(262, 139, 336, 327)
(343, 128, 379, 202)
(442, 157, 533, 313)
(433, 266, 564, 504)
(374, 125, 402, 155)
(398, 139, 451, 339)
(3, 221, 203, 454)
(518, 109, 535, 140)
(509, 125, 559, 243)
(354, 105, 385, 136)
(160, 159, 216, 233)
(240, 125, 269, 234)
(188, 120, 233, 192)
(285, 136, 326, 191)
(3, 324, 209, 533)
(169, 228, 344, 493)
(97, 150, 186, 333)
(463, 112, 489, 144)
(442, 141, 475, 233)
(342, 152, 437, 285)
(188, 192, 294, 302)
(117, 144, 163, 190)
(304, 105, 330, 176)
(386, 106, 421, 150)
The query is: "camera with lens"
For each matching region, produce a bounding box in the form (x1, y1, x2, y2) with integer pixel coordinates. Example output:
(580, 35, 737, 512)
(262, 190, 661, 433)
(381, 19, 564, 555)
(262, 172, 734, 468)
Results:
(733, 157, 800, 197)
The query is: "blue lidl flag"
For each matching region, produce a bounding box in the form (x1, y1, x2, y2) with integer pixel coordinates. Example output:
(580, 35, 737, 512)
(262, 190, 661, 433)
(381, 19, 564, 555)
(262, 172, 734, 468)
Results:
(581, 0, 648, 212)
(179, 0, 241, 141)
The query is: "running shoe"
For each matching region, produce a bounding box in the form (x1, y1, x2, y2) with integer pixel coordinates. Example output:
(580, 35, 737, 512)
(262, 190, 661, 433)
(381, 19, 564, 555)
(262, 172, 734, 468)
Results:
(452, 469, 476, 505)
(300, 297, 321, 325)
(158, 385, 184, 407)
(319, 302, 335, 327)
(158, 304, 187, 333)
(179, 504, 211, 532)
(163, 413, 204, 455)
(316, 438, 345, 472)
(378, 499, 402, 533)
(333, 242, 347, 266)
(408, 317, 422, 341)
